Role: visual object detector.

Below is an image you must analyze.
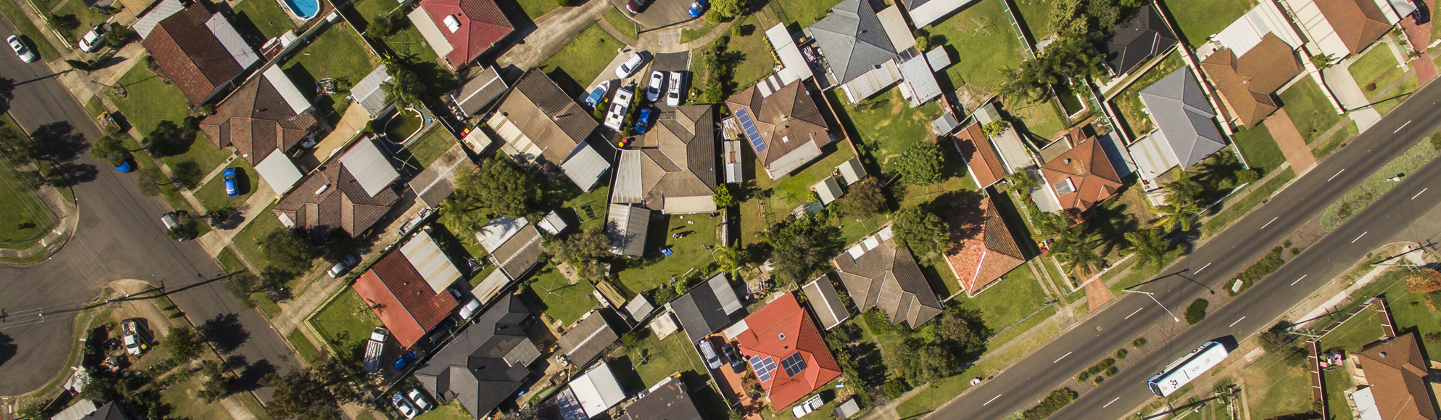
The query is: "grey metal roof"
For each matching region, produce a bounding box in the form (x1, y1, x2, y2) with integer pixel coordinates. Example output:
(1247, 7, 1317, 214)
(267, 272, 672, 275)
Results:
(351, 65, 392, 118)
(607, 204, 650, 257)
(204, 13, 259, 70)
(80, 402, 138, 420)
(930, 111, 960, 135)
(410, 143, 473, 208)
(623, 377, 703, 420)
(338, 138, 401, 197)
(560, 142, 611, 191)
(1138, 68, 1226, 170)
(452, 66, 508, 116)
(414, 295, 534, 419)
(624, 295, 655, 320)
(667, 273, 741, 342)
(134, 0, 182, 39)
(810, 0, 899, 85)
(898, 52, 941, 106)
(802, 276, 850, 330)
(557, 310, 618, 366)
(254, 150, 303, 193)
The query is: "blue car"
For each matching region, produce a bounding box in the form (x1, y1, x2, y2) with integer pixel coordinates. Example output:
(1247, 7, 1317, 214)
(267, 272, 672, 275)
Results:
(115, 159, 133, 173)
(223, 168, 238, 197)
(634, 108, 654, 134)
(394, 350, 416, 371)
(688, 0, 707, 18)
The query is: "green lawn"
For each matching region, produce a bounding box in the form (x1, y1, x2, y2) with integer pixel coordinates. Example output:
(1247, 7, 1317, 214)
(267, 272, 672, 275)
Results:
(1014, 0, 1058, 39)
(1312, 120, 1358, 160)
(615, 212, 721, 296)
(622, 329, 710, 387)
(1321, 307, 1381, 353)
(1166, 0, 1256, 47)
(1320, 139, 1437, 231)
(350, 0, 403, 29)
(160, 375, 236, 420)
(896, 321, 1063, 417)
(233, 0, 299, 40)
(604, 7, 640, 40)
(1349, 46, 1405, 98)
(768, 0, 844, 28)
(404, 126, 457, 169)
(0, 0, 59, 60)
(53, 0, 110, 44)
(1009, 97, 1069, 140)
(679, 17, 716, 43)
(278, 22, 377, 123)
(413, 400, 471, 420)
(520, 263, 598, 327)
(690, 15, 774, 94)
(193, 160, 258, 213)
(232, 203, 295, 273)
(540, 23, 622, 96)
(310, 288, 384, 362)
(1278, 79, 1343, 144)
(1371, 76, 1418, 115)
(516, 0, 561, 21)
(958, 267, 1051, 334)
(829, 89, 942, 176)
(109, 65, 193, 137)
(1112, 52, 1184, 138)
(114, 134, 207, 218)
(287, 329, 322, 363)
(1323, 368, 1355, 420)
(0, 119, 56, 247)
(1243, 353, 1312, 420)
(738, 144, 857, 246)
(926, 0, 1029, 100)
(1200, 169, 1296, 237)
(1229, 125, 1285, 174)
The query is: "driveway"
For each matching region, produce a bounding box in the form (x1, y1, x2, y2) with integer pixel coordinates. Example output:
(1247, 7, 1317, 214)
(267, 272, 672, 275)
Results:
(1263, 109, 1317, 172)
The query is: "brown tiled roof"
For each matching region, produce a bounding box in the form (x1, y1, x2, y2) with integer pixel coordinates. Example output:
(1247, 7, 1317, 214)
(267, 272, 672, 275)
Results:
(352, 252, 460, 349)
(945, 197, 1026, 296)
(724, 80, 833, 169)
(494, 71, 598, 165)
(1201, 35, 1302, 126)
(273, 159, 399, 240)
(141, 1, 245, 106)
(1315, 0, 1393, 54)
(955, 122, 1006, 187)
(635, 105, 717, 209)
(1357, 333, 1440, 420)
(201, 76, 320, 164)
(831, 229, 943, 327)
(1040, 130, 1123, 214)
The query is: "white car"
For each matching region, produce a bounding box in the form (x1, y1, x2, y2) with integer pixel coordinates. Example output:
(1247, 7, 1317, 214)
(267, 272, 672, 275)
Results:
(78, 25, 105, 53)
(666, 71, 683, 106)
(791, 394, 824, 418)
(457, 297, 481, 319)
(391, 393, 418, 419)
(616, 53, 645, 79)
(407, 388, 433, 412)
(604, 87, 634, 130)
(8, 36, 35, 63)
(121, 319, 148, 356)
(645, 71, 665, 102)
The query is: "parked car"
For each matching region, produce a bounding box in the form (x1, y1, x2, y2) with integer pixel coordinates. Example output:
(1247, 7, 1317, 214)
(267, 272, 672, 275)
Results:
(688, 0, 707, 18)
(645, 71, 665, 102)
(616, 53, 646, 78)
(8, 36, 35, 63)
(584, 80, 611, 108)
(1416, 0, 1432, 24)
(407, 388, 433, 412)
(394, 350, 417, 371)
(604, 87, 634, 130)
(391, 393, 418, 419)
(634, 108, 655, 134)
(121, 319, 148, 356)
(113, 158, 133, 173)
(720, 342, 744, 372)
(697, 338, 722, 370)
(327, 254, 359, 278)
(666, 71, 683, 106)
(457, 297, 482, 320)
(78, 24, 106, 53)
(791, 394, 824, 418)
(426, 317, 458, 343)
(625, 0, 649, 15)
(223, 168, 239, 197)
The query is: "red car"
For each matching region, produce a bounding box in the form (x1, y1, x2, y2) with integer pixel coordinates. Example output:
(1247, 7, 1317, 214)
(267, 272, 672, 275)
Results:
(626, 0, 648, 15)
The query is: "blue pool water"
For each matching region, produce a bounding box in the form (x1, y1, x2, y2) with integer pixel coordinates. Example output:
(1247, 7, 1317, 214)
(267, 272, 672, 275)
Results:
(283, 0, 320, 19)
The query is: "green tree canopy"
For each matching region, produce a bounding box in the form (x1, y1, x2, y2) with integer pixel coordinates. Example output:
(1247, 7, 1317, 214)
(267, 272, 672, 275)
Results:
(834, 178, 887, 219)
(766, 214, 842, 284)
(897, 141, 945, 185)
(259, 227, 321, 273)
(163, 326, 204, 361)
(1124, 228, 1170, 269)
(446, 156, 542, 227)
(263, 369, 342, 420)
(893, 206, 950, 261)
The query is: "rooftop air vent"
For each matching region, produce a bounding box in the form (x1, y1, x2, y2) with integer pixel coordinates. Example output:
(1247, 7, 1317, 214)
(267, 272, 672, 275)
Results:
(444, 15, 461, 33)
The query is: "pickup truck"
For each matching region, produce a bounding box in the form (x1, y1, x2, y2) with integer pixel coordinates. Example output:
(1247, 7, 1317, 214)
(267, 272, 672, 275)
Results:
(121, 319, 148, 356)
(603, 87, 634, 131)
(362, 327, 388, 373)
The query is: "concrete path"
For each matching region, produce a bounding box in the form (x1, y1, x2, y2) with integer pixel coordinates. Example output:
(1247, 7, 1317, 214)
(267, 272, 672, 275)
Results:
(1263, 109, 1318, 173)
(1321, 66, 1382, 130)
(496, 0, 611, 71)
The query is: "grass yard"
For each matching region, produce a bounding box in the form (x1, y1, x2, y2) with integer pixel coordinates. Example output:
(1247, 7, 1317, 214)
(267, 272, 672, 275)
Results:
(1229, 125, 1285, 174)
(615, 212, 721, 296)
(1323, 368, 1355, 420)
(520, 263, 598, 327)
(109, 65, 193, 137)
(1009, 97, 1069, 141)
(1349, 46, 1405, 99)
(1312, 120, 1358, 160)
(414, 400, 471, 420)
(350, 0, 403, 30)
(53, 0, 110, 43)
(925, 0, 1029, 100)
(1242, 353, 1312, 420)
(768, 0, 844, 28)
(1112, 52, 1183, 138)
(604, 7, 640, 40)
(310, 288, 384, 362)
(621, 329, 709, 387)
(288, 329, 322, 363)
(679, 17, 716, 43)
(160, 376, 236, 420)
(1200, 169, 1296, 237)
(1014, 0, 1058, 39)
(1166, 0, 1255, 47)
(737, 144, 857, 246)
(539, 23, 622, 97)
(0, 0, 59, 60)
(1371, 76, 1417, 115)
(233, 0, 299, 40)
(515, 0, 561, 21)
(232, 203, 294, 272)
(403, 126, 458, 169)
(0, 126, 55, 247)
(1320, 139, 1437, 231)
(193, 160, 258, 212)
(829, 89, 943, 175)
(279, 23, 377, 123)
(113, 134, 207, 218)
(1278, 79, 1344, 144)
(1321, 307, 1381, 353)
(564, 184, 612, 231)
(955, 267, 1051, 334)
(691, 15, 774, 93)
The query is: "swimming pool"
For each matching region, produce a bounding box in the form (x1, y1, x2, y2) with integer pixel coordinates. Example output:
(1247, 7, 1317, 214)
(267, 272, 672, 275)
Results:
(280, 0, 320, 20)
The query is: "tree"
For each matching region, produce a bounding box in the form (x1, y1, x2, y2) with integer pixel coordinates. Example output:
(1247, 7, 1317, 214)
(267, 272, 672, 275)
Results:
(381, 57, 426, 112)
(766, 214, 842, 284)
(223, 272, 259, 308)
(711, 0, 745, 20)
(447, 156, 541, 227)
(834, 178, 886, 219)
(87, 135, 127, 166)
(981, 120, 1010, 138)
(48, 14, 80, 32)
(715, 246, 742, 273)
(16, 402, 44, 420)
(1124, 228, 1170, 269)
(0, 125, 38, 165)
(897, 141, 945, 185)
(1185, 299, 1209, 324)
(913, 28, 931, 51)
(712, 184, 733, 208)
(104, 25, 133, 49)
(1311, 53, 1337, 70)
(263, 369, 342, 420)
(547, 224, 612, 281)
(893, 206, 950, 261)
(163, 326, 204, 360)
(999, 37, 1105, 105)
(141, 120, 193, 158)
(259, 227, 320, 272)
(1004, 172, 1038, 194)
(1152, 201, 1200, 232)
(166, 217, 199, 241)
(890, 341, 957, 384)
(1051, 227, 1103, 276)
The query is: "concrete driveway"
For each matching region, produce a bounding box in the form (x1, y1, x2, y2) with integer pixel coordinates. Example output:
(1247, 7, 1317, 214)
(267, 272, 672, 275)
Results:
(609, 0, 696, 29)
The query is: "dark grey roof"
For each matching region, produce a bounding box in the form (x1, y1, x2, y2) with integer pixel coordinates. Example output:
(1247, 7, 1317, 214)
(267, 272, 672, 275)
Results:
(1139, 68, 1226, 169)
(414, 295, 536, 419)
(668, 273, 741, 343)
(80, 402, 138, 420)
(1101, 4, 1178, 75)
(453, 66, 509, 116)
(493, 224, 543, 280)
(623, 377, 704, 420)
(899, 0, 931, 11)
(557, 310, 618, 366)
(608, 204, 651, 258)
(810, 0, 899, 84)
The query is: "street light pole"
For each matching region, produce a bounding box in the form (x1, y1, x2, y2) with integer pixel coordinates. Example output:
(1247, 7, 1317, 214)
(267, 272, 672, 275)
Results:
(1122, 288, 1181, 322)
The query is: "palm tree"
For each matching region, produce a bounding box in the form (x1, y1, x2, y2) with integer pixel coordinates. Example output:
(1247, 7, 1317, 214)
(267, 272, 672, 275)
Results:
(1124, 228, 1170, 269)
(379, 55, 424, 113)
(1153, 201, 1201, 232)
(1052, 227, 1104, 277)
(1164, 169, 1204, 206)
(716, 246, 742, 274)
(1196, 152, 1243, 188)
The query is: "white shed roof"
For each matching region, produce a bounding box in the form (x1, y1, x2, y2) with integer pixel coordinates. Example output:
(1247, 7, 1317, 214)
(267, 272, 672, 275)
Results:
(814, 176, 843, 204)
(561, 143, 610, 191)
(476, 217, 529, 253)
(206, 14, 259, 70)
(254, 150, 303, 193)
(765, 23, 813, 84)
(538, 211, 568, 235)
(133, 0, 182, 39)
(569, 363, 627, 418)
(471, 269, 511, 305)
(1214, 1, 1304, 55)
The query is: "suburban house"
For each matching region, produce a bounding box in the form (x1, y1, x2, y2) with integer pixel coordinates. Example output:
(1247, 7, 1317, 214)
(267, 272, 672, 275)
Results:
(809, 0, 899, 87)
(1126, 68, 1228, 181)
(831, 225, 944, 327)
(973, 103, 1036, 175)
(200, 66, 319, 192)
(414, 295, 539, 420)
(410, 141, 477, 208)
(899, 0, 977, 28)
(608, 203, 651, 257)
(668, 272, 744, 343)
(350, 239, 461, 349)
(450, 66, 509, 117)
(1210, 1, 1305, 57)
(1349, 333, 1440, 420)
(1285, 0, 1402, 57)
(945, 197, 1027, 296)
(272, 138, 401, 240)
(489, 70, 610, 190)
(955, 122, 1008, 189)
(802, 275, 850, 330)
(556, 363, 628, 419)
(1040, 127, 1123, 217)
(611, 105, 718, 214)
(1099, 4, 1178, 76)
(474, 217, 543, 282)
(622, 376, 704, 420)
(733, 292, 842, 410)
(557, 309, 619, 367)
(1201, 34, 1303, 127)
(349, 65, 393, 119)
(409, 0, 515, 70)
(136, 0, 261, 106)
(725, 80, 835, 180)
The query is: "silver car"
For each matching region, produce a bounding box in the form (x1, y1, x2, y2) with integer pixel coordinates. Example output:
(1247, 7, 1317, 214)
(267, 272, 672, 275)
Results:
(697, 338, 722, 370)
(8, 36, 35, 63)
(78, 25, 105, 53)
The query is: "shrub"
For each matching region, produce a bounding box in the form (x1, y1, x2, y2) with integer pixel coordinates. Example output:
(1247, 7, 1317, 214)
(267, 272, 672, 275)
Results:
(1020, 389, 1077, 420)
(1229, 247, 1284, 295)
(1104, 366, 1118, 376)
(1115, 349, 1127, 360)
(883, 378, 911, 398)
(1077, 370, 1091, 381)
(1133, 337, 1147, 348)
(864, 308, 893, 335)
(1093, 376, 1104, 385)
(1185, 299, 1209, 324)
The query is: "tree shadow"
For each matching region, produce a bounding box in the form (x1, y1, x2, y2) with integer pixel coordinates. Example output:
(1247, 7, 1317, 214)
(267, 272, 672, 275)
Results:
(49, 162, 99, 186)
(0, 332, 18, 368)
(199, 313, 250, 354)
(234, 359, 275, 392)
(31, 122, 89, 162)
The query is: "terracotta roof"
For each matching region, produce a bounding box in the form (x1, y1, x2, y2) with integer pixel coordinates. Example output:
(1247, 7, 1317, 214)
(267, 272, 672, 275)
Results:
(945, 197, 1026, 296)
(140, 1, 246, 106)
(418, 0, 514, 68)
(1315, 0, 1392, 54)
(272, 152, 400, 241)
(1200, 34, 1302, 126)
(1040, 129, 1123, 214)
(955, 122, 1006, 188)
(201, 75, 320, 164)
(352, 252, 460, 348)
(724, 80, 833, 175)
(831, 228, 943, 327)
(1357, 333, 1440, 420)
(494, 70, 599, 166)
(733, 293, 842, 410)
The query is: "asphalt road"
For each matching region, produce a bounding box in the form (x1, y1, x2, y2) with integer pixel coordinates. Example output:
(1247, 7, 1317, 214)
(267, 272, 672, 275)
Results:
(0, 17, 296, 396)
(928, 75, 1441, 419)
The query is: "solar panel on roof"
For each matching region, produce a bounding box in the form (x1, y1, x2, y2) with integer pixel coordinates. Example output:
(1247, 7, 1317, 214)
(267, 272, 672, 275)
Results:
(750, 355, 777, 382)
(781, 352, 808, 377)
(735, 108, 767, 152)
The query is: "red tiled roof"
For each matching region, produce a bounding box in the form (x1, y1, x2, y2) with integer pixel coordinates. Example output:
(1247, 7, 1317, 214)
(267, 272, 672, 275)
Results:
(419, 0, 514, 68)
(351, 252, 460, 349)
(1315, 0, 1392, 54)
(734, 293, 842, 410)
(1357, 333, 1440, 420)
(1041, 129, 1122, 215)
(955, 123, 1007, 188)
(945, 197, 1026, 296)
(201, 75, 320, 164)
(141, 1, 246, 106)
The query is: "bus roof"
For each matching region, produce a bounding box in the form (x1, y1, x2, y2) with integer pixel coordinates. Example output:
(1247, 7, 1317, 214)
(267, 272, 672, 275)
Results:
(1150, 342, 1229, 396)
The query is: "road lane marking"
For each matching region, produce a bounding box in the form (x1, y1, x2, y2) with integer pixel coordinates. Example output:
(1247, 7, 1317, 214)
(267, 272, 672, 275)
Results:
(984, 394, 1003, 406)
(1054, 352, 1072, 363)
(1194, 263, 1212, 274)
(1126, 307, 1144, 319)
(1396, 120, 1412, 132)
(1103, 397, 1121, 408)
(1229, 316, 1246, 328)
(1353, 232, 1368, 243)
(1415, 188, 1428, 200)
(1329, 169, 1346, 181)
(1261, 217, 1278, 229)
(1291, 274, 1308, 286)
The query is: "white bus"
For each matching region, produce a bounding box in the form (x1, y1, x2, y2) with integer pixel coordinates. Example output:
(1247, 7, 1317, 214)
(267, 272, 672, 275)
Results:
(1146, 341, 1230, 396)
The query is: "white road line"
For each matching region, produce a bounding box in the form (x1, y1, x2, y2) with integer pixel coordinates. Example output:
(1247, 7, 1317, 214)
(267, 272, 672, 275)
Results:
(1126, 307, 1144, 319)
(1229, 316, 1247, 328)
(1193, 263, 1212, 274)
(1103, 397, 1121, 408)
(1291, 274, 1308, 286)
(1396, 120, 1412, 133)
(984, 394, 1003, 406)
(1054, 352, 1073, 363)
(1329, 169, 1346, 181)
(1414, 188, 1429, 200)
(1261, 217, 1278, 229)
(1353, 232, 1368, 243)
